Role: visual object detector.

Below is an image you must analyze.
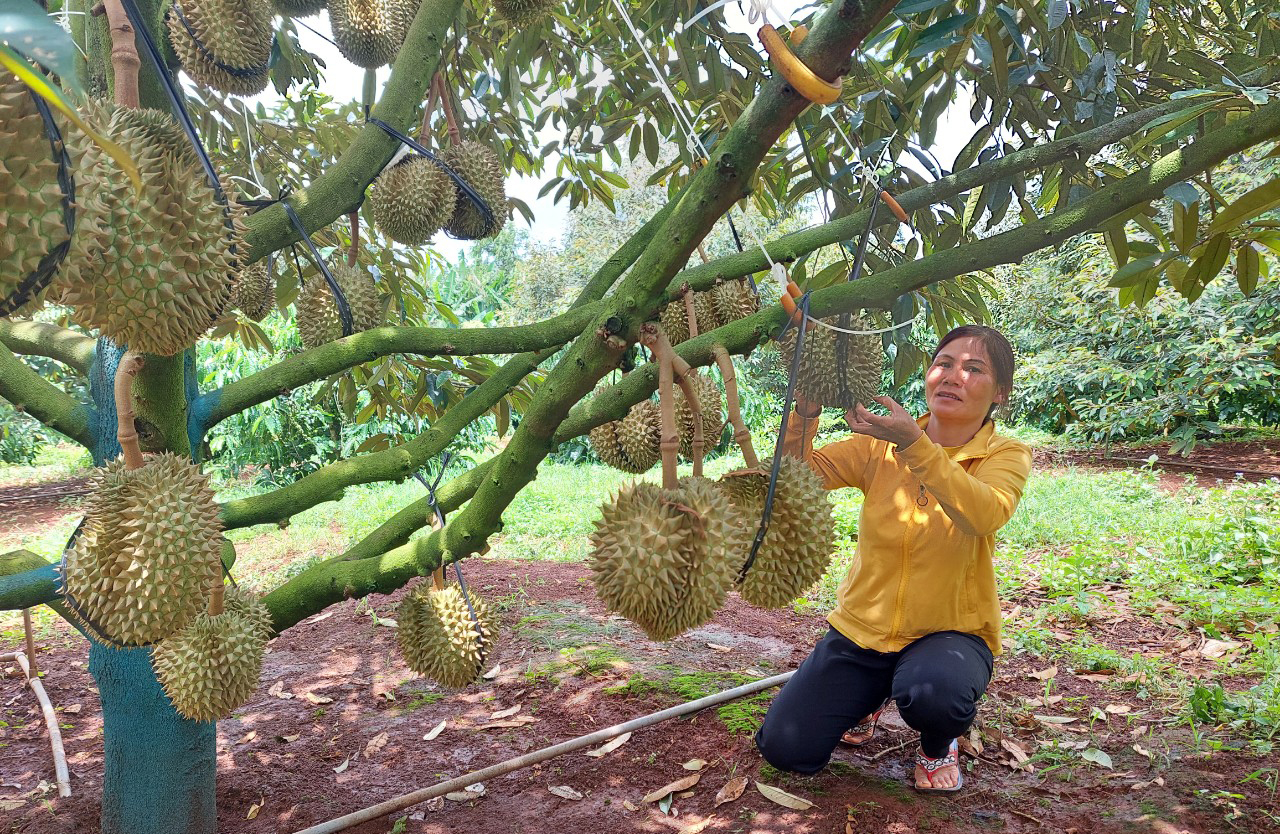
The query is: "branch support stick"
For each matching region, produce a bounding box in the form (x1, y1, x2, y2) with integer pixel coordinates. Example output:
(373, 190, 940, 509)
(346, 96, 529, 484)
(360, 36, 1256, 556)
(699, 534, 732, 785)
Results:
(113, 352, 145, 470)
(23, 608, 37, 678)
(102, 0, 140, 108)
(713, 345, 758, 468)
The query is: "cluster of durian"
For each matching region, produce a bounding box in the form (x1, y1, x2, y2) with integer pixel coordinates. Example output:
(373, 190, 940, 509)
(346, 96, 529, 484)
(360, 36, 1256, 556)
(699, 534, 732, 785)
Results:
(60, 104, 241, 356)
(328, 0, 421, 68)
(442, 140, 507, 240)
(167, 0, 274, 96)
(660, 279, 759, 345)
(718, 457, 834, 608)
(588, 400, 661, 474)
(369, 153, 454, 245)
(295, 262, 384, 350)
(493, 0, 560, 27)
(153, 585, 273, 722)
(232, 259, 276, 321)
(779, 313, 884, 410)
(590, 477, 748, 641)
(396, 584, 497, 688)
(0, 74, 75, 317)
(61, 453, 224, 646)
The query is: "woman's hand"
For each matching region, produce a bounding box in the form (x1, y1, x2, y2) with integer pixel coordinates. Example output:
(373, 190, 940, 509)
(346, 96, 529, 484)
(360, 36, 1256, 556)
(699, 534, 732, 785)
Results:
(793, 392, 821, 419)
(845, 396, 924, 449)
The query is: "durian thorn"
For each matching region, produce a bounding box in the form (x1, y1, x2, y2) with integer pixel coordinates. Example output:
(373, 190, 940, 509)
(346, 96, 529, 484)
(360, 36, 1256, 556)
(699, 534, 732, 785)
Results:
(102, 0, 141, 108)
(436, 75, 463, 147)
(347, 210, 360, 267)
(713, 345, 760, 469)
(113, 352, 146, 470)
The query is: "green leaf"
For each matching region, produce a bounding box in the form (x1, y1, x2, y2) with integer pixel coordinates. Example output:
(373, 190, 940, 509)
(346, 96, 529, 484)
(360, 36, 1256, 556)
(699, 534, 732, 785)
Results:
(1104, 226, 1129, 267)
(1173, 200, 1199, 252)
(1235, 243, 1260, 295)
(1164, 181, 1200, 207)
(1206, 178, 1280, 236)
(1108, 253, 1163, 287)
(894, 0, 952, 15)
(0, 3, 80, 94)
(961, 186, 984, 231)
(1134, 0, 1150, 30)
(1187, 232, 1231, 287)
(1080, 748, 1113, 769)
(1047, 0, 1069, 30)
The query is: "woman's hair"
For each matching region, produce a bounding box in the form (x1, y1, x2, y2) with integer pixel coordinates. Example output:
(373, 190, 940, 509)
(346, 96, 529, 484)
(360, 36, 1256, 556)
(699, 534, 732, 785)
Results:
(932, 325, 1015, 417)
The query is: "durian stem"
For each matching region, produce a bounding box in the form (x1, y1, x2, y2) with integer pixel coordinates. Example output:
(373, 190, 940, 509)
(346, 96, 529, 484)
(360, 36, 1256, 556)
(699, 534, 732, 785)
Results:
(713, 345, 759, 469)
(643, 325, 679, 490)
(420, 76, 440, 142)
(208, 581, 223, 617)
(347, 211, 360, 268)
(681, 288, 699, 339)
(113, 352, 146, 470)
(437, 75, 462, 147)
(665, 344, 704, 478)
(101, 0, 141, 108)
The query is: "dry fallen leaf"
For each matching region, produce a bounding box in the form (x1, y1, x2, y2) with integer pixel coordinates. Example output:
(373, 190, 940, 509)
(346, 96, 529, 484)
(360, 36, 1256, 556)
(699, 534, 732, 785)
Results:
(445, 783, 486, 802)
(1076, 673, 1116, 683)
(475, 716, 538, 730)
(246, 797, 264, 820)
(62, 704, 82, 714)
(706, 643, 732, 653)
(490, 704, 522, 720)
(1132, 743, 1153, 759)
(304, 692, 333, 705)
(277, 734, 300, 743)
(585, 732, 631, 758)
(1105, 704, 1131, 715)
(1029, 666, 1058, 681)
(754, 781, 813, 811)
(682, 759, 707, 771)
(1200, 639, 1240, 659)
(424, 796, 444, 812)
(482, 664, 502, 679)
(304, 610, 336, 624)
(713, 776, 748, 808)
(1034, 715, 1078, 725)
(333, 757, 350, 774)
(1000, 738, 1030, 766)
(548, 785, 584, 801)
(643, 773, 701, 803)
(622, 800, 639, 812)
(423, 720, 446, 741)
(679, 818, 715, 834)
(364, 731, 389, 757)
(239, 730, 257, 744)
(267, 680, 294, 699)
(0, 800, 25, 812)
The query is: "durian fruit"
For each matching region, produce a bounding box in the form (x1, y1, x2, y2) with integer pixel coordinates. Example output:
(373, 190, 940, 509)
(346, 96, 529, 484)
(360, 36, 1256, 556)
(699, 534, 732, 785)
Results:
(294, 263, 383, 349)
(397, 584, 497, 688)
(0, 74, 75, 317)
(673, 374, 725, 459)
(331, 262, 384, 331)
(590, 476, 746, 641)
(60, 453, 224, 646)
(152, 586, 271, 721)
(711, 278, 759, 326)
(167, 0, 273, 96)
(223, 584, 274, 637)
(588, 400, 661, 474)
(63, 104, 237, 356)
(442, 140, 507, 240)
(658, 290, 722, 346)
(493, 0, 559, 27)
(272, 0, 326, 15)
(720, 456, 835, 608)
(231, 259, 275, 321)
(369, 155, 454, 245)
(328, 0, 409, 68)
(779, 313, 883, 410)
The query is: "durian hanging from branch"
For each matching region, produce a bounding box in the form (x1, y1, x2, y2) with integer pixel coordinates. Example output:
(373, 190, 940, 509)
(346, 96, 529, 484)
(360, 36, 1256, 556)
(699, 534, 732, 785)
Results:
(437, 75, 508, 241)
(294, 212, 384, 349)
(328, 0, 416, 69)
(166, 0, 274, 96)
(369, 76, 455, 245)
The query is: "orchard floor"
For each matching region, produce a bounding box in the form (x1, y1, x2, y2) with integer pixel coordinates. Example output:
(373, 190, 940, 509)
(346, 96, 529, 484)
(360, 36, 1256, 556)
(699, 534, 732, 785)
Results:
(3, 555, 1278, 834)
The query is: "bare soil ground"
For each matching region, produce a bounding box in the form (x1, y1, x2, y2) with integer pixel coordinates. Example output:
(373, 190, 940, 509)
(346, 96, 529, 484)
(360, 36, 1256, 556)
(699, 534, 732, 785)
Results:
(2, 443, 1278, 834)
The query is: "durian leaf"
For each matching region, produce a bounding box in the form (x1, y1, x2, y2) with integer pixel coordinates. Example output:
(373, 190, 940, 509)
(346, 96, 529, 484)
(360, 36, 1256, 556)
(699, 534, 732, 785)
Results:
(0, 4, 79, 93)
(0, 46, 142, 191)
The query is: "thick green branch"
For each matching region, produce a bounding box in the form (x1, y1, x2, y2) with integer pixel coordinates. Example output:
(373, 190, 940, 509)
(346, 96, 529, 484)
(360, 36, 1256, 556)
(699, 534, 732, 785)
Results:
(0, 320, 96, 376)
(0, 551, 59, 611)
(240, 0, 464, 261)
(196, 308, 599, 432)
(0, 341, 95, 449)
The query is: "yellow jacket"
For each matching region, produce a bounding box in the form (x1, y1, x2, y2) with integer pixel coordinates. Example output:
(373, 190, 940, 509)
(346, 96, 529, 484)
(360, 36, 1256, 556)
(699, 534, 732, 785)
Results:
(783, 414, 1032, 655)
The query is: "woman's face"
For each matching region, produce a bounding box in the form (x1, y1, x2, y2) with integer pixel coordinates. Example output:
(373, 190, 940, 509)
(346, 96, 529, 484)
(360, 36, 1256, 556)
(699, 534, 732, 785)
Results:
(924, 336, 1005, 425)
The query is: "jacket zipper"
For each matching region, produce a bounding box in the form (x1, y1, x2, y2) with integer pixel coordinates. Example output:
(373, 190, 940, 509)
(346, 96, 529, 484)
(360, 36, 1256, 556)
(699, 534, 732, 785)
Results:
(890, 481, 926, 640)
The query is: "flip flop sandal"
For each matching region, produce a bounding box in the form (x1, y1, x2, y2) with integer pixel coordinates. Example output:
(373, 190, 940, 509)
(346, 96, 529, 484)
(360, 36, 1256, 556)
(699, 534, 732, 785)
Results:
(839, 705, 886, 747)
(913, 739, 963, 793)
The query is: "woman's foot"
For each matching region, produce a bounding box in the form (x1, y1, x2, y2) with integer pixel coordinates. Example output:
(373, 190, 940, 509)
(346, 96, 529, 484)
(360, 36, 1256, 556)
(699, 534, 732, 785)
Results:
(839, 706, 885, 747)
(913, 739, 962, 793)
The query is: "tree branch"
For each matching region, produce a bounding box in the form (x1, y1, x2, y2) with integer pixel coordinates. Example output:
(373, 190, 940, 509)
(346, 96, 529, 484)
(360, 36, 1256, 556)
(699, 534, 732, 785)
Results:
(0, 341, 96, 449)
(0, 320, 96, 376)
(193, 307, 599, 433)
(0, 551, 59, 611)
(240, 0, 465, 261)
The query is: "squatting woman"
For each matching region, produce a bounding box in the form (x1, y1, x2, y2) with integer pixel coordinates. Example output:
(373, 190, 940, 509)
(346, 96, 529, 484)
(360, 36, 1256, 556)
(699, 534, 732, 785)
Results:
(754, 325, 1033, 792)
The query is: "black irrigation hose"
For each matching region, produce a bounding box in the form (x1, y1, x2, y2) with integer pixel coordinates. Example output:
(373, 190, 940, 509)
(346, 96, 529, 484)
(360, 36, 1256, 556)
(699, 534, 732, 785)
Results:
(282, 200, 355, 337)
(0, 91, 76, 316)
(739, 293, 812, 581)
(366, 116, 497, 238)
(166, 1, 271, 80)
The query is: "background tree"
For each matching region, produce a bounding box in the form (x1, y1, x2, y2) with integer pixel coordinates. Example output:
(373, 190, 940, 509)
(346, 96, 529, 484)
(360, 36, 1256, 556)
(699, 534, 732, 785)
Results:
(2, 0, 1280, 832)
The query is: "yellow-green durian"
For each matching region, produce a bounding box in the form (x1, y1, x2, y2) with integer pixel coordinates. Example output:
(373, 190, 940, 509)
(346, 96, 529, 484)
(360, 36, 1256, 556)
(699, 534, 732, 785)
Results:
(442, 140, 507, 240)
(63, 105, 237, 356)
(673, 374, 725, 459)
(167, 0, 273, 96)
(295, 275, 343, 350)
(711, 278, 758, 326)
(721, 456, 835, 609)
(272, 0, 326, 15)
(396, 584, 497, 688)
(60, 454, 224, 646)
(779, 313, 883, 410)
(493, 0, 559, 27)
(153, 587, 270, 721)
(589, 477, 746, 641)
(331, 262, 384, 331)
(588, 400, 660, 474)
(328, 0, 408, 68)
(232, 259, 275, 321)
(369, 154, 454, 245)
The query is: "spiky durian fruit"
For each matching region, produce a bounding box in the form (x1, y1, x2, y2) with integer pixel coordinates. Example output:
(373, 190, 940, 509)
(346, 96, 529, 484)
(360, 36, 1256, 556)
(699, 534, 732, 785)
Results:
(721, 456, 835, 608)
(63, 105, 237, 356)
(222, 584, 273, 637)
(588, 400, 660, 474)
(152, 587, 270, 722)
(328, 0, 407, 68)
(272, 0, 326, 15)
(0, 75, 76, 317)
(295, 275, 343, 350)
(60, 454, 224, 646)
(711, 278, 758, 326)
(330, 262, 384, 331)
(232, 259, 274, 321)
(369, 155, 454, 245)
(590, 477, 746, 641)
(442, 140, 507, 240)
(674, 374, 725, 459)
(493, 0, 558, 27)
(659, 299, 692, 346)
(397, 584, 497, 688)
(779, 314, 883, 410)
(167, 0, 273, 96)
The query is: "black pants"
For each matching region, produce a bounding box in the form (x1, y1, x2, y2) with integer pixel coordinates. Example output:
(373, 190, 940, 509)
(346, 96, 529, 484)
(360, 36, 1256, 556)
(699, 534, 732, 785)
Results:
(755, 628, 993, 774)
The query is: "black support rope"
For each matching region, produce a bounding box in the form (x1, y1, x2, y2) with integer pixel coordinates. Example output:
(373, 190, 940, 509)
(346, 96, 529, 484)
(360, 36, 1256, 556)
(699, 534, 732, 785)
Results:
(282, 200, 355, 337)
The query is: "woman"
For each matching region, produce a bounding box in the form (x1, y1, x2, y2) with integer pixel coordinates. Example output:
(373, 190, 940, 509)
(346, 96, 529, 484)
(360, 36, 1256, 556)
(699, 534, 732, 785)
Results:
(754, 325, 1032, 793)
